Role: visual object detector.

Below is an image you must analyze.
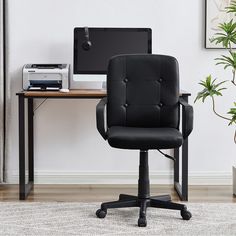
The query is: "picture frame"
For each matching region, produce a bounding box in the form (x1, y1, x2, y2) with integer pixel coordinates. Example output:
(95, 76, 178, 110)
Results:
(205, 0, 236, 48)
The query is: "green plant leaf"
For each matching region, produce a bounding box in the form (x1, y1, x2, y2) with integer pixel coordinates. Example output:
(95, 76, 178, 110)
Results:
(195, 75, 228, 103)
(211, 19, 236, 48)
(226, 0, 236, 14)
(228, 102, 236, 125)
(215, 52, 236, 70)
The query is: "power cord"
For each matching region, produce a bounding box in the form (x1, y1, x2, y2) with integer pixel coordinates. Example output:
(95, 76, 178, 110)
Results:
(157, 149, 176, 162)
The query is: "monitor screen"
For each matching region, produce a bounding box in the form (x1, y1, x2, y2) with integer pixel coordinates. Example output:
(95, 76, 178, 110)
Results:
(73, 27, 152, 74)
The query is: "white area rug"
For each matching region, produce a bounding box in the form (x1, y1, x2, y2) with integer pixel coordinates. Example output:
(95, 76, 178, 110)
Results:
(0, 202, 235, 236)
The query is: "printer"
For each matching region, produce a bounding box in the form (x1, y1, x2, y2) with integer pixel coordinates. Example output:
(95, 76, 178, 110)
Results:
(23, 64, 70, 90)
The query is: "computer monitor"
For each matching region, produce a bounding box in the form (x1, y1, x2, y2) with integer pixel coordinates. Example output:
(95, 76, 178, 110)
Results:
(72, 27, 152, 89)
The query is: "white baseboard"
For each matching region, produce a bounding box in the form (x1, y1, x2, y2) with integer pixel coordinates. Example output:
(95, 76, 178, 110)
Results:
(6, 170, 232, 185)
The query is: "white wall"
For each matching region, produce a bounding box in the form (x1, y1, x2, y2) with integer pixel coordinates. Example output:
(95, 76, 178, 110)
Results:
(5, 0, 235, 184)
(0, 0, 5, 183)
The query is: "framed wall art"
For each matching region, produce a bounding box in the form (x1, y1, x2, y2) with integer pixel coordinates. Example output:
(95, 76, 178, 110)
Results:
(205, 0, 236, 48)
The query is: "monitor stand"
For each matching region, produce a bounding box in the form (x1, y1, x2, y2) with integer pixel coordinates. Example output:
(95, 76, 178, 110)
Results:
(71, 74, 106, 90)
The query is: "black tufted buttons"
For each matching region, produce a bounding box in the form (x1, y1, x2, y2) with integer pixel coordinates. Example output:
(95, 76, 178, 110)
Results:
(123, 78, 128, 83)
(124, 103, 129, 108)
(158, 78, 163, 83)
(159, 102, 163, 107)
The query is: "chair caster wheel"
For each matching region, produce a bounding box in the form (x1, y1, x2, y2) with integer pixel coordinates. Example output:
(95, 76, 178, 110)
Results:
(138, 217, 147, 227)
(181, 209, 192, 220)
(96, 209, 107, 218)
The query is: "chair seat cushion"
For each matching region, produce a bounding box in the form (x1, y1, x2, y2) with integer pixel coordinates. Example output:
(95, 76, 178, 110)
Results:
(107, 126, 183, 150)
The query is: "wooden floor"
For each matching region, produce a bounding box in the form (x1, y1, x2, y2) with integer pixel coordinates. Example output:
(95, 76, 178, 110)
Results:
(0, 184, 235, 202)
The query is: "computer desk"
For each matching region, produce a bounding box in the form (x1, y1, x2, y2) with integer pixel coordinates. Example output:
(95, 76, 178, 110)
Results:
(16, 89, 191, 201)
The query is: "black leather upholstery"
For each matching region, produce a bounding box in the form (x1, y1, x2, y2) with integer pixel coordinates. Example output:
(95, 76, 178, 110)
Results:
(96, 54, 193, 150)
(96, 97, 107, 140)
(179, 97, 193, 139)
(107, 54, 179, 129)
(107, 126, 183, 149)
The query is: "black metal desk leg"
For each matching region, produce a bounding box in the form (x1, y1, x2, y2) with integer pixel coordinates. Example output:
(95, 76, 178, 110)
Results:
(182, 138, 188, 200)
(174, 142, 188, 201)
(19, 95, 33, 200)
(28, 98, 34, 182)
(19, 95, 26, 200)
(174, 148, 179, 183)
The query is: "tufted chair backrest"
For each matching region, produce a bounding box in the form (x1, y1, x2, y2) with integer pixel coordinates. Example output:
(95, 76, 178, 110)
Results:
(107, 54, 180, 128)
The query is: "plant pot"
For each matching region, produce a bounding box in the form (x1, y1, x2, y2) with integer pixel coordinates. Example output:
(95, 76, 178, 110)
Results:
(233, 166, 236, 196)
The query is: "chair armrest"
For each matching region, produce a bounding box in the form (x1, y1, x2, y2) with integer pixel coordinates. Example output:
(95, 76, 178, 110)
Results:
(179, 97, 193, 139)
(96, 97, 107, 140)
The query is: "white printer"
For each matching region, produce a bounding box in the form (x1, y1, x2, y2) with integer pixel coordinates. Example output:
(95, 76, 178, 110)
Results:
(23, 64, 70, 90)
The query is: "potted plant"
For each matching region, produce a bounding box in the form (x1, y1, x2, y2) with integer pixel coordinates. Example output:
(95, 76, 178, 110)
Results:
(195, 1, 236, 195)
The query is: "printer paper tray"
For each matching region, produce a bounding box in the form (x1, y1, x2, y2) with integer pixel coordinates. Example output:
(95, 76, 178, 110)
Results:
(29, 80, 62, 90)
(28, 87, 60, 91)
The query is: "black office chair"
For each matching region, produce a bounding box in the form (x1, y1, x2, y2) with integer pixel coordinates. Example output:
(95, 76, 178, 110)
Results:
(96, 54, 193, 227)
